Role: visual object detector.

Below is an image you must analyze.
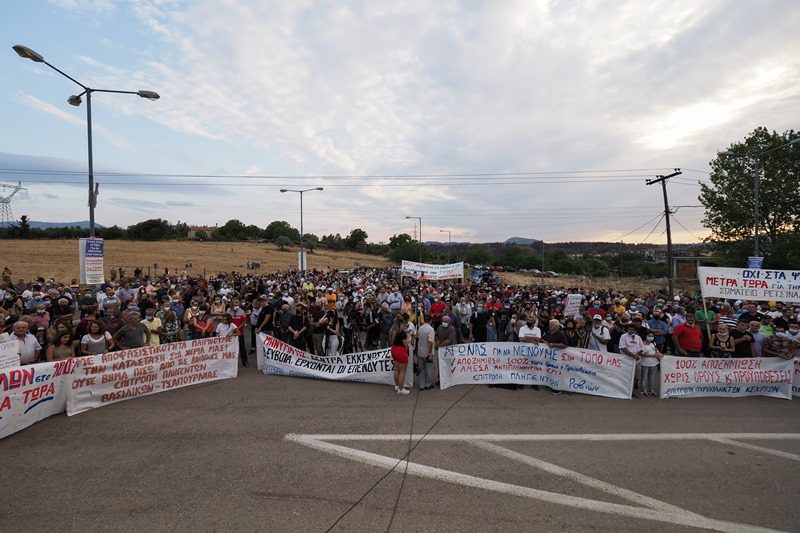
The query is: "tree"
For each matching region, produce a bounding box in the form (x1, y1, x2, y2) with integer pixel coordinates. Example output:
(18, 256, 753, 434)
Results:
(700, 127, 800, 266)
(275, 235, 292, 251)
(264, 220, 300, 242)
(346, 228, 368, 250)
(194, 230, 208, 241)
(126, 219, 173, 240)
(15, 215, 31, 238)
(215, 219, 248, 240)
(388, 233, 413, 249)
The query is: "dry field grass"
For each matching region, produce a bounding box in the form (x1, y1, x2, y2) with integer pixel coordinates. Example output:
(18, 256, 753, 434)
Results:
(0, 240, 392, 282)
(499, 272, 697, 295)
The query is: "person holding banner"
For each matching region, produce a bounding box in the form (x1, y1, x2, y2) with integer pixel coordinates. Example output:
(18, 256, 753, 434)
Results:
(391, 330, 411, 395)
(13, 321, 41, 365)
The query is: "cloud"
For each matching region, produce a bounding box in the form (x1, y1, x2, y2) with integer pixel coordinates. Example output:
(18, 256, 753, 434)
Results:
(16, 94, 133, 150)
(13, 1, 800, 243)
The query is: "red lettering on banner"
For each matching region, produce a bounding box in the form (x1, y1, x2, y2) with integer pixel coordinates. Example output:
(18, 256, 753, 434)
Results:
(0, 367, 35, 392)
(22, 382, 55, 403)
(0, 395, 11, 411)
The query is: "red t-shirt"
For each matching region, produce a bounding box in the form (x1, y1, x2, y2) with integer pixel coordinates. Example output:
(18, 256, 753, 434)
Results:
(430, 301, 446, 321)
(674, 323, 702, 352)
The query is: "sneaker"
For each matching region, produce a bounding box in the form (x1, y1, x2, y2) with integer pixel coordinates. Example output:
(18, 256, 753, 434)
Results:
(394, 385, 400, 392)
(397, 388, 411, 395)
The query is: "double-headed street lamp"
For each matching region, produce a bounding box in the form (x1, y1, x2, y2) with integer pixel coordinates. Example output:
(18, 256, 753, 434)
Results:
(280, 187, 323, 273)
(439, 229, 451, 263)
(405, 216, 422, 262)
(13, 44, 160, 238)
(718, 137, 800, 259)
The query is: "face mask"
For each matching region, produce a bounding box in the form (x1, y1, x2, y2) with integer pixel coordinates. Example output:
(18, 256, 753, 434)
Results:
(192, 305, 199, 310)
(37, 309, 45, 314)
(441, 323, 449, 328)
(790, 329, 799, 335)
(146, 316, 154, 321)
(593, 304, 599, 308)
(233, 306, 240, 310)
(646, 336, 654, 342)
(718, 333, 729, 338)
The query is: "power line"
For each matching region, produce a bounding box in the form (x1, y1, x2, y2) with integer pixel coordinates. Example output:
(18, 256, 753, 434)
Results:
(0, 166, 684, 180)
(671, 214, 706, 242)
(617, 212, 664, 240)
(637, 213, 666, 245)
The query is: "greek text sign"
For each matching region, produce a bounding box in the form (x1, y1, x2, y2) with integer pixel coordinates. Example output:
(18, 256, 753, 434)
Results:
(401, 260, 464, 280)
(660, 356, 793, 399)
(67, 337, 238, 416)
(697, 266, 800, 303)
(437, 342, 635, 399)
(0, 359, 76, 439)
(262, 336, 412, 386)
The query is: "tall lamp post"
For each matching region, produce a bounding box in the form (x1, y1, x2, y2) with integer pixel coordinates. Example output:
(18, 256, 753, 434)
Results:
(13, 45, 159, 238)
(405, 216, 422, 262)
(718, 137, 800, 260)
(280, 187, 323, 273)
(439, 229, 451, 263)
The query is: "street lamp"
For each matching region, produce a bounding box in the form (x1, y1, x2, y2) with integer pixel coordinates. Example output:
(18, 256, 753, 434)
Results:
(13, 44, 159, 238)
(439, 229, 451, 263)
(405, 216, 422, 262)
(280, 187, 324, 273)
(718, 137, 800, 259)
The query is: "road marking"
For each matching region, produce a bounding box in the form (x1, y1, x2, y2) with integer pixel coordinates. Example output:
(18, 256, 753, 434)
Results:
(287, 433, 794, 533)
(707, 437, 800, 462)
(291, 433, 800, 442)
(471, 440, 697, 516)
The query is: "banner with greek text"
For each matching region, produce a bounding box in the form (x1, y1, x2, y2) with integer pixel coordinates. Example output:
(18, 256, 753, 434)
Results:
(1, 359, 77, 439)
(262, 336, 412, 387)
(792, 357, 800, 397)
(697, 266, 800, 303)
(67, 337, 238, 416)
(401, 260, 464, 280)
(660, 356, 793, 399)
(437, 342, 636, 399)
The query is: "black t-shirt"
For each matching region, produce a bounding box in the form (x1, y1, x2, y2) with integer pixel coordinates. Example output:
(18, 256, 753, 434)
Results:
(730, 329, 753, 357)
(738, 312, 762, 324)
(542, 329, 568, 346)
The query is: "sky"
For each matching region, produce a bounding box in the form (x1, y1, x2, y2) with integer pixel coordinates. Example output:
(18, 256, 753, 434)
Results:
(1, 0, 798, 245)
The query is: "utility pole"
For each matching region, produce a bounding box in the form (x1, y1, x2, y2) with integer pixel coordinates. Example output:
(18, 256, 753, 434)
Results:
(646, 170, 682, 298)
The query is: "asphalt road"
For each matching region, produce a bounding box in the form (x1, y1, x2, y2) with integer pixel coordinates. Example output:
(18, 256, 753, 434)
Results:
(1, 363, 799, 533)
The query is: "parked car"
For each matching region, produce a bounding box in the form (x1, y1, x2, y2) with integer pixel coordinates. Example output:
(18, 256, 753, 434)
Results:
(544, 271, 559, 277)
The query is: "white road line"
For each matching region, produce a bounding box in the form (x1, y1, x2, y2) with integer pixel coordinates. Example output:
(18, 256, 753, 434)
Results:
(707, 437, 800, 462)
(471, 440, 698, 516)
(288, 434, 784, 533)
(288, 433, 800, 442)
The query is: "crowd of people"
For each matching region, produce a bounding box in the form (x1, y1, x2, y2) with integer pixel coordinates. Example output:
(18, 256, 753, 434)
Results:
(1, 265, 798, 396)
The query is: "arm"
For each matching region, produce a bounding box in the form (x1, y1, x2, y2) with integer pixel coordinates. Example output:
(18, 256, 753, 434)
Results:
(46, 345, 55, 362)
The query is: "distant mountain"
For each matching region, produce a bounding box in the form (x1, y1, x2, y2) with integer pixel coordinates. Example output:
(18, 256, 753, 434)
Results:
(504, 236, 542, 245)
(28, 220, 104, 229)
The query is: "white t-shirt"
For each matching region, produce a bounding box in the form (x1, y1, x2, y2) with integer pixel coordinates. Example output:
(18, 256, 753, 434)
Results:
(519, 324, 542, 341)
(216, 322, 238, 337)
(641, 342, 660, 367)
(587, 325, 610, 352)
(417, 323, 435, 358)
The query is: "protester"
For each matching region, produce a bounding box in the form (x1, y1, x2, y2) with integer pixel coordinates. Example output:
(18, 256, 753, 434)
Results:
(81, 320, 115, 355)
(13, 321, 41, 365)
(390, 329, 411, 395)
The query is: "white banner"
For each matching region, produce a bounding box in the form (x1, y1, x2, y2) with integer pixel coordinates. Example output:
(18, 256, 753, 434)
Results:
(697, 266, 800, 303)
(660, 356, 793, 399)
(67, 337, 238, 416)
(401, 260, 464, 280)
(1, 359, 77, 439)
(793, 357, 800, 398)
(0, 340, 21, 370)
(262, 336, 412, 387)
(437, 342, 636, 399)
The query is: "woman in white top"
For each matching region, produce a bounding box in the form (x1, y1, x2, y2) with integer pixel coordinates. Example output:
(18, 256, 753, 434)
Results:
(81, 320, 115, 355)
(639, 334, 662, 397)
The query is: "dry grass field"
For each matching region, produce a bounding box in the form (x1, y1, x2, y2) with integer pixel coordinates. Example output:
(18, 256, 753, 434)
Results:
(0, 240, 392, 282)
